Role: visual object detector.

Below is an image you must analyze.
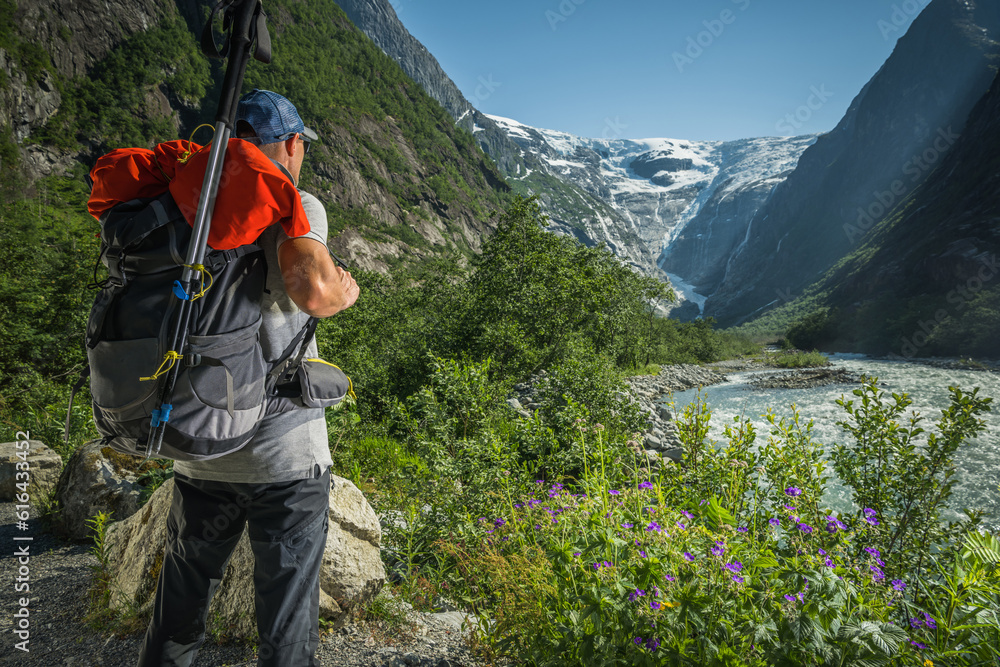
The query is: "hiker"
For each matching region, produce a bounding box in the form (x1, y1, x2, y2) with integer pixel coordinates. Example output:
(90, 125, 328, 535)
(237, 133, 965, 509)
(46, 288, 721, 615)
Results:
(138, 89, 359, 667)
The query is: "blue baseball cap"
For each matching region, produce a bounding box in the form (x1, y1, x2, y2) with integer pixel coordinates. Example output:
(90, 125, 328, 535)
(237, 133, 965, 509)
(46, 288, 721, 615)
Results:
(236, 89, 319, 144)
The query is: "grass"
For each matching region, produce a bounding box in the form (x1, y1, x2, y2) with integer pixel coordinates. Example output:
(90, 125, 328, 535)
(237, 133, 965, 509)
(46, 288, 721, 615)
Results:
(766, 349, 830, 368)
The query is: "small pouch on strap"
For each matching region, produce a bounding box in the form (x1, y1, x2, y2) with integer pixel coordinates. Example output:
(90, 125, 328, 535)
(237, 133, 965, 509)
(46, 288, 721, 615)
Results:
(296, 358, 354, 409)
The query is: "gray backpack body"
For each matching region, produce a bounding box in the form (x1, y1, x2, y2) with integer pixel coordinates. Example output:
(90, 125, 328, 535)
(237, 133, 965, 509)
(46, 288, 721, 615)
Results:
(84, 193, 342, 461)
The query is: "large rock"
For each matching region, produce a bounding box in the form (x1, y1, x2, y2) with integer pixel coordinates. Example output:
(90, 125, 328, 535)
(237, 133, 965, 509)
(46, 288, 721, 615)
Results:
(54, 440, 163, 540)
(0, 440, 63, 501)
(104, 475, 385, 637)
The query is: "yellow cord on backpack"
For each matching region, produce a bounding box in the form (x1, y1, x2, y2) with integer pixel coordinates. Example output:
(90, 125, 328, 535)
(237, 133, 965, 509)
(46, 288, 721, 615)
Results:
(178, 124, 215, 164)
(182, 263, 214, 300)
(140, 351, 183, 382)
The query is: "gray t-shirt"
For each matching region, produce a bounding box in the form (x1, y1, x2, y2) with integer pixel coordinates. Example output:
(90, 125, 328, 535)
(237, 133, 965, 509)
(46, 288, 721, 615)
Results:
(175, 190, 333, 483)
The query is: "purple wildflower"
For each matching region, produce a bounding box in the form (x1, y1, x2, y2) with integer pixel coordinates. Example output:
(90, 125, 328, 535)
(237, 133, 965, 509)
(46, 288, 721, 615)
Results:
(785, 487, 803, 497)
(783, 504, 797, 512)
(818, 548, 827, 556)
(910, 640, 928, 649)
(737, 526, 748, 533)
(797, 523, 813, 534)
(783, 594, 796, 603)
(676, 522, 686, 530)
(633, 636, 643, 647)
(645, 637, 660, 651)
(639, 481, 654, 489)
(768, 517, 781, 528)
(825, 557, 835, 568)
(863, 508, 879, 526)
(891, 579, 906, 591)
(629, 589, 646, 602)
(664, 573, 676, 582)
(922, 613, 937, 629)
(681, 510, 694, 520)
(711, 541, 726, 557)
(573, 552, 581, 557)
(646, 521, 662, 532)
(609, 489, 621, 496)
(683, 552, 695, 562)
(650, 600, 662, 611)
(622, 522, 634, 529)
(724, 561, 743, 573)
(640, 550, 648, 558)
(495, 518, 506, 526)
(732, 575, 744, 584)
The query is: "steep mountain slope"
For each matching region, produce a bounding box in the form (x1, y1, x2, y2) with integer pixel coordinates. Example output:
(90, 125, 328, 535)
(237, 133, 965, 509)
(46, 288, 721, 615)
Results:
(487, 115, 815, 315)
(703, 0, 1000, 326)
(749, 69, 1000, 358)
(2, 0, 509, 273)
(333, 0, 661, 275)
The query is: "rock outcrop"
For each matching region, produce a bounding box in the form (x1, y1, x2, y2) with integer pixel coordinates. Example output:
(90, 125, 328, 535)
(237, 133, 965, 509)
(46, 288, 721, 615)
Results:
(54, 440, 162, 540)
(702, 0, 1000, 326)
(0, 439, 63, 501)
(104, 475, 385, 635)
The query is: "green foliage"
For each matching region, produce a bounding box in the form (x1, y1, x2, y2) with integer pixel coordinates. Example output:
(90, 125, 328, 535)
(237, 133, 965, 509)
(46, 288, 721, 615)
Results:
(0, 173, 99, 452)
(462, 196, 675, 377)
(389, 384, 999, 666)
(767, 349, 830, 369)
(35, 14, 209, 151)
(785, 309, 838, 351)
(832, 377, 992, 580)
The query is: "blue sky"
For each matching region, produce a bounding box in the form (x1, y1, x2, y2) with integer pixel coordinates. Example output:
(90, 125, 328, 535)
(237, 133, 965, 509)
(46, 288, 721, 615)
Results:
(394, 0, 930, 141)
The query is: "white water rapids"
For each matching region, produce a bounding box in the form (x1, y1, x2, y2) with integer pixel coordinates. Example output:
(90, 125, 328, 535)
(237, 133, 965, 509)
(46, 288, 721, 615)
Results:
(668, 354, 1000, 529)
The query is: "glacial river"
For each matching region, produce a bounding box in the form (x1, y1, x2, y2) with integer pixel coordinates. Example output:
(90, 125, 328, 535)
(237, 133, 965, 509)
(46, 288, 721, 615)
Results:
(669, 355, 1000, 529)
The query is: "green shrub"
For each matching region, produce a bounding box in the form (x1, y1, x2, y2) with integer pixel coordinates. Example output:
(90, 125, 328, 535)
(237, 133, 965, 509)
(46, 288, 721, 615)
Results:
(395, 381, 1000, 666)
(832, 378, 992, 580)
(768, 349, 830, 368)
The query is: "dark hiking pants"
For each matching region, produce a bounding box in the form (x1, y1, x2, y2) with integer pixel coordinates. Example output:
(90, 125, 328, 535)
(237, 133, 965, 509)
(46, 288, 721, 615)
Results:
(137, 467, 331, 667)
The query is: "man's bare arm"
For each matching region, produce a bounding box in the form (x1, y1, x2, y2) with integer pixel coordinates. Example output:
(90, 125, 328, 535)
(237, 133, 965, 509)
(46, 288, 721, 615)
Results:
(277, 237, 359, 317)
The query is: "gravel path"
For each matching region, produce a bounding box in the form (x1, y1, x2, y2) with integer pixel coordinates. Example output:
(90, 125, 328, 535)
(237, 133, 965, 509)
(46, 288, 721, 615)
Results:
(0, 503, 485, 666)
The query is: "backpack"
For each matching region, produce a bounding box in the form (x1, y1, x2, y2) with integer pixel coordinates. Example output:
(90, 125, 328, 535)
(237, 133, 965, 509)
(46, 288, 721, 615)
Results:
(81, 192, 353, 461)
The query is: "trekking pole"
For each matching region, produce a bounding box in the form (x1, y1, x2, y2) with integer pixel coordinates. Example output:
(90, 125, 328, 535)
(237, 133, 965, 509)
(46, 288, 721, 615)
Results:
(145, 0, 272, 457)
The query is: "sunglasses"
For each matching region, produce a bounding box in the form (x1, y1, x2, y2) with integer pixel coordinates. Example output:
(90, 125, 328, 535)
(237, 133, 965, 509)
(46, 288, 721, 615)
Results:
(298, 135, 311, 155)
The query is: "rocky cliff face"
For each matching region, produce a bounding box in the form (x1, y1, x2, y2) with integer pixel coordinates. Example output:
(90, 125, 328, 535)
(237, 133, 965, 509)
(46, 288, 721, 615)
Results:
(1, 0, 168, 179)
(703, 0, 1000, 326)
(2, 0, 508, 274)
(333, 0, 661, 277)
(796, 68, 1000, 356)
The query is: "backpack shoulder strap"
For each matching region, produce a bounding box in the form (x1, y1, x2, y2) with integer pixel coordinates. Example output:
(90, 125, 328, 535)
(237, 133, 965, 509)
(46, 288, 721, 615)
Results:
(265, 316, 319, 395)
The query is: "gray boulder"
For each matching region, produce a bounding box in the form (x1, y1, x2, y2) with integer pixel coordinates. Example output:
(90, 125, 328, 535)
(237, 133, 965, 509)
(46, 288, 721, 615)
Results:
(663, 447, 685, 463)
(104, 474, 385, 637)
(55, 440, 159, 539)
(0, 440, 63, 502)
